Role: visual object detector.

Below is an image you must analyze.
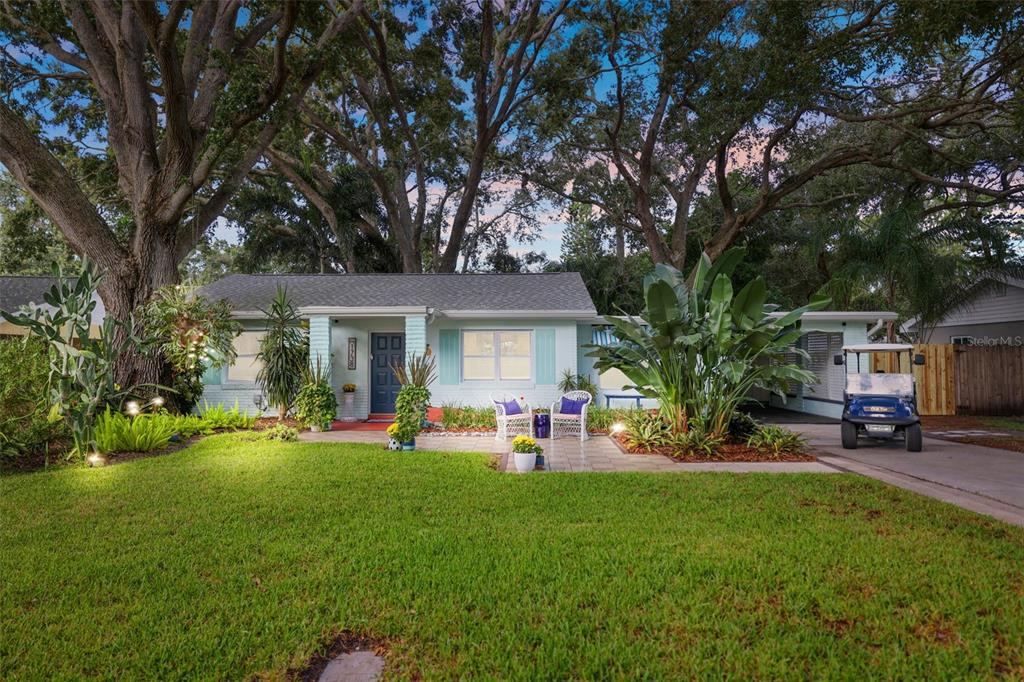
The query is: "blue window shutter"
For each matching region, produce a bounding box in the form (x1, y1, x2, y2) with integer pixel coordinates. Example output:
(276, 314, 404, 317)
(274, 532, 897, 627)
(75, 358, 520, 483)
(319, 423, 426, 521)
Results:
(439, 329, 460, 385)
(201, 361, 221, 386)
(536, 328, 556, 384)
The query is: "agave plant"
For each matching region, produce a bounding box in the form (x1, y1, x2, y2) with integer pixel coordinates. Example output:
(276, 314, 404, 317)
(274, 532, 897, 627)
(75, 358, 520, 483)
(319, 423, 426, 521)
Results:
(587, 248, 829, 437)
(390, 352, 437, 388)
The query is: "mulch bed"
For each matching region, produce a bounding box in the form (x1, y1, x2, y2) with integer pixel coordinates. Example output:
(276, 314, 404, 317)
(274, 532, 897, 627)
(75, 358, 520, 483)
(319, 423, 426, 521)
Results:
(920, 415, 1024, 454)
(0, 443, 71, 475)
(952, 436, 1024, 454)
(291, 630, 387, 682)
(612, 433, 817, 463)
(254, 417, 304, 431)
(2, 434, 208, 475)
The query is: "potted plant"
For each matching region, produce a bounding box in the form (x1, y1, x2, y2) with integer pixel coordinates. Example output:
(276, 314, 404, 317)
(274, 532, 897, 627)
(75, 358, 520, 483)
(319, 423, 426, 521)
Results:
(341, 383, 357, 422)
(511, 435, 543, 472)
(394, 384, 428, 450)
(294, 359, 337, 432)
(385, 422, 402, 451)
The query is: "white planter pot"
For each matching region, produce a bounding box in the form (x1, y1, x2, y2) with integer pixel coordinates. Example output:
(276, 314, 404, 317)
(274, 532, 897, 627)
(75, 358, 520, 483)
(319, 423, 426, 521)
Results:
(342, 393, 357, 422)
(310, 424, 321, 433)
(513, 451, 537, 472)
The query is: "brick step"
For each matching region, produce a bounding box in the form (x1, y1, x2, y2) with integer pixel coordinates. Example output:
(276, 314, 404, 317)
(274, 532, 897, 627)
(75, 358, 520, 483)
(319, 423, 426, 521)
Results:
(367, 413, 395, 422)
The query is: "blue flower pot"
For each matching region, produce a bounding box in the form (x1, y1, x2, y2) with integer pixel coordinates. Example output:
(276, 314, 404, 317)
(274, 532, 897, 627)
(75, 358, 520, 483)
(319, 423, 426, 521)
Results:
(402, 439, 416, 451)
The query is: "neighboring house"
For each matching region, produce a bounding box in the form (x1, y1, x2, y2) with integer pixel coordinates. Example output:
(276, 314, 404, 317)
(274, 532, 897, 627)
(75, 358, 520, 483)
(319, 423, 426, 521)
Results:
(199, 272, 896, 421)
(903, 278, 1024, 346)
(0, 276, 106, 337)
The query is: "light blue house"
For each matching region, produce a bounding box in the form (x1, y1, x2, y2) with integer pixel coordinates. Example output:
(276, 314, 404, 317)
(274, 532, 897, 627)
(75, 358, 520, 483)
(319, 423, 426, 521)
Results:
(198, 273, 896, 421)
(199, 273, 598, 419)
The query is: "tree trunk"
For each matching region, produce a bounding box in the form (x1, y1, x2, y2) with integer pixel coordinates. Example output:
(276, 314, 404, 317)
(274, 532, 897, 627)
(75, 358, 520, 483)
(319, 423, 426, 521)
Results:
(99, 233, 181, 390)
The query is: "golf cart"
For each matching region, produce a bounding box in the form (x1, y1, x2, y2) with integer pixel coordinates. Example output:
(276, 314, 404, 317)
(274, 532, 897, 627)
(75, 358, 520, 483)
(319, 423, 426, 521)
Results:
(833, 344, 925, 452)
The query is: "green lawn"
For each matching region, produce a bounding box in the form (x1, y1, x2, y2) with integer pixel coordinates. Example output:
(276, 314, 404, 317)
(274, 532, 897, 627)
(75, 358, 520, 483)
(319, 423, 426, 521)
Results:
(2, 435, 1023, 679)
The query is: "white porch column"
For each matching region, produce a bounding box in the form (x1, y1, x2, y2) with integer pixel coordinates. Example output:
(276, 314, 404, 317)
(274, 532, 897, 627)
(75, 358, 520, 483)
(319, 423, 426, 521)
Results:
(308, 315, 332, 381)
(404, 314, 427, 358)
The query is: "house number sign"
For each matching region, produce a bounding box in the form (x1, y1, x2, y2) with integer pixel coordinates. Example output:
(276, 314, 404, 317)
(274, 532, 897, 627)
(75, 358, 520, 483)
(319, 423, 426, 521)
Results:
(347, 337, 357, 369)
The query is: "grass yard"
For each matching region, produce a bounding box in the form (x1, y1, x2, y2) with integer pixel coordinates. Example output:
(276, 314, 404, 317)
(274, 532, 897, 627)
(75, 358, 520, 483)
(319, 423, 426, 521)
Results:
(2, 435, 1023, 679)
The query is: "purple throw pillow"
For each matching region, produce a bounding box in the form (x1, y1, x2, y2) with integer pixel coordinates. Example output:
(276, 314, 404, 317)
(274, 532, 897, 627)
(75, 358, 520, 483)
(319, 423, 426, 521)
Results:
(560, 397, 586, 414)
(501, 399, 523, 415)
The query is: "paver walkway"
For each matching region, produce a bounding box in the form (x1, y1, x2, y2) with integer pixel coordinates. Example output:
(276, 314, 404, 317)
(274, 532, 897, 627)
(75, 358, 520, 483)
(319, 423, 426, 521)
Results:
(299, 430, 838, 474)
(792, 423, 1024, 527)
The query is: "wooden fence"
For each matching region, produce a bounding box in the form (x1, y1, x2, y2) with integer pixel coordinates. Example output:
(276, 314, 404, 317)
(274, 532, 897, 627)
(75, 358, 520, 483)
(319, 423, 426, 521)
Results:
(872, 343, 1024, 415)
(953, 346, 1024, 416)
(872, 344, 955, 416)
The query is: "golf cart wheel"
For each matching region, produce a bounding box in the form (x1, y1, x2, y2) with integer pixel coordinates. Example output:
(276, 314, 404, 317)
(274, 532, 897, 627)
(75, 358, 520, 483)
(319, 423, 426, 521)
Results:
(841, 421, 858, 449)
(906, 423, 922, 452)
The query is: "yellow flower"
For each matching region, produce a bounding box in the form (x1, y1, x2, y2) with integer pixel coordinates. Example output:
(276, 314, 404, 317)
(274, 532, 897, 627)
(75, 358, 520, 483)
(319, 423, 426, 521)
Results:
(386, 423, 400, 437)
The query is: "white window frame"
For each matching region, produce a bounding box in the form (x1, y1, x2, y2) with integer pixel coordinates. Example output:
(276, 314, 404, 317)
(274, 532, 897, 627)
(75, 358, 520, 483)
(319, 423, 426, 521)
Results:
(460, 329, 533, 382)
(223, 329, 265, 385)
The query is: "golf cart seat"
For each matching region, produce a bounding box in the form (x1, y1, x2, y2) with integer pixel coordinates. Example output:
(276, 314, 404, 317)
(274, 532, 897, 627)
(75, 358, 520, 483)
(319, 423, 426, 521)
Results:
(845, 373, 914, 397)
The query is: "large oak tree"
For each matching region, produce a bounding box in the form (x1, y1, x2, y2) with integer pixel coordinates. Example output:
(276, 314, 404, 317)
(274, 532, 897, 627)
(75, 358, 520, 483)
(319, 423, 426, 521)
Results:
(0, 0, 363, 384)
(285, 0, 571, 272)
(528, 1, 1024, 272)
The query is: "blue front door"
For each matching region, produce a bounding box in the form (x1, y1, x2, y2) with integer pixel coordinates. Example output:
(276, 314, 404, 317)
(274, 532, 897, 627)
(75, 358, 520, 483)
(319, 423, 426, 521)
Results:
(370, 333, 405, 413)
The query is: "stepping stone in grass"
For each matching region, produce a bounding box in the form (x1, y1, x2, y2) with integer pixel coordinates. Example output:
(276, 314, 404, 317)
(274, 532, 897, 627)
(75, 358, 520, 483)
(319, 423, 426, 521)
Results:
(318, 651, 384, 682)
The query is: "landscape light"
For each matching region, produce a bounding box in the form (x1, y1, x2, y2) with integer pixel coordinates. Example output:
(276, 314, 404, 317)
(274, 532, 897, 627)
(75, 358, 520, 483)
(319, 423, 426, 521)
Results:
(86, 453, 106, 467)
(151, 396, 165, 407)
(125, 400, 140, 416)
(610, 422, 626, 434)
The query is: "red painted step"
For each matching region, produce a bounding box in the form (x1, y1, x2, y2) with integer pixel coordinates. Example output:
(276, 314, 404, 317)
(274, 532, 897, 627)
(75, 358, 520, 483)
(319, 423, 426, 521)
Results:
(366, 413, 396, 422)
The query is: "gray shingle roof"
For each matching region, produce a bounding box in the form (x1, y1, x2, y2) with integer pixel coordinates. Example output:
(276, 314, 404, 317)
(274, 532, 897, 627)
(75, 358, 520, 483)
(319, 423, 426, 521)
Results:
(0, 276, 59, 313)
(198, 273, 596, 314)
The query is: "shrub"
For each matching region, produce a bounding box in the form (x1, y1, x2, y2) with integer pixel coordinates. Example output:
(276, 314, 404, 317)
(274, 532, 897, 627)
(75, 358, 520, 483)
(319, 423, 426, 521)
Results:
(262, 424, 298, 442)
(439, 404, 497, 430)
(294, 359, 337, 429)
(94, 408, 177, 454)
(0, 337, 66, 457)
(557, 369, 598, 398)
(198, 401, 256, 430)
(746, 426, 807, 458)
(728, 411, 761, 441)
(586, 407, 635, 432)
(144, 285, 241, 414)
(623, 410, 672, 451)
(169, 414, 213, 439)
(0, 261, 143, 456)
(670, 421, 725, 458)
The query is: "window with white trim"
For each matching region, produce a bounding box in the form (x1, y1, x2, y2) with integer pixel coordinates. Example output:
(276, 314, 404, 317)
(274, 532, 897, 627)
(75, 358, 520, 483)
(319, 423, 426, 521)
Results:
(462, 330, 532, 381)
(225, 330, 264, 382)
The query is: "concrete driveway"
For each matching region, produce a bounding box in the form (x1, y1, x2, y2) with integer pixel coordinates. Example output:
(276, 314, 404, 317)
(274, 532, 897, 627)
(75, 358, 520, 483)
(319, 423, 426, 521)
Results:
(793, 422, 1024, 526)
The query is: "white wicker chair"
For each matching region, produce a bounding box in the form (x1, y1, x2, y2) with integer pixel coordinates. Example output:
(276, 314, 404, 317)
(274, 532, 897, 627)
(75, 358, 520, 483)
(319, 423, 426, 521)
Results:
(491, 394, 533, 441)
(549, 390, 593, 442)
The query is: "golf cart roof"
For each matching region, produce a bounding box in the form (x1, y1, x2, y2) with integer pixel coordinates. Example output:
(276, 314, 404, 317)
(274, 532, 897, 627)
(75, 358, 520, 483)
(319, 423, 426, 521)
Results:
(842, 343, 914, 353)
